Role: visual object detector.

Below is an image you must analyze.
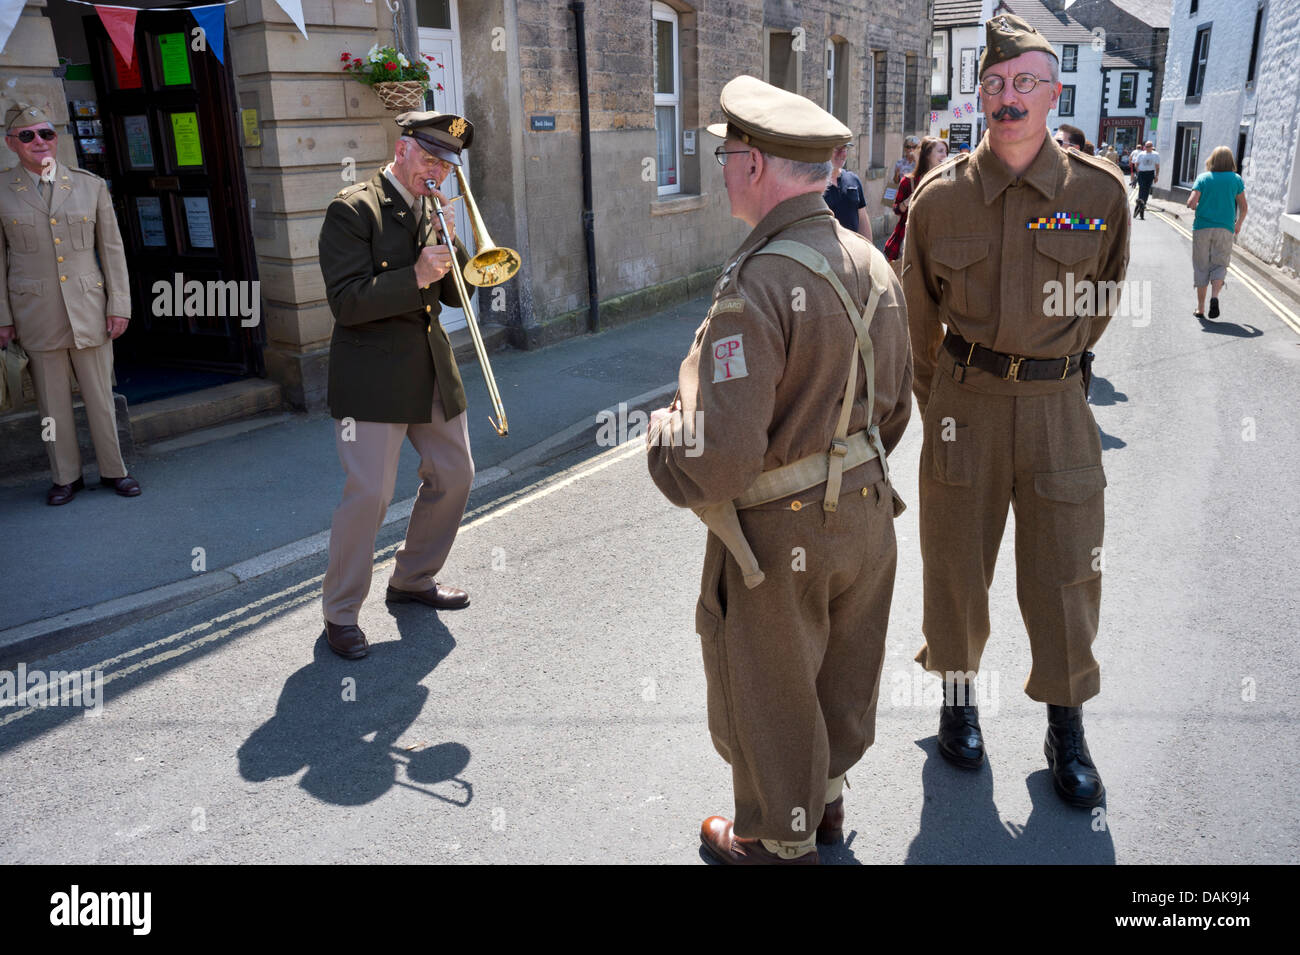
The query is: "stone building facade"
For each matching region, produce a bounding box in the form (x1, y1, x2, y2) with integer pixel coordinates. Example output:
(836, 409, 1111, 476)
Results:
(1154, 0, 1300, 272)
(2, 0, 935, 431)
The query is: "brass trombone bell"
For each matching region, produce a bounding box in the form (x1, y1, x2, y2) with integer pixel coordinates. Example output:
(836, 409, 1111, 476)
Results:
(451, 169, 521, 287)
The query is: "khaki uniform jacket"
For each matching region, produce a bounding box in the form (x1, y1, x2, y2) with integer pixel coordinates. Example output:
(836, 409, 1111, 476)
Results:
(647, 192, 913, 507)
(0, 163, 130, 351)
(319, 172, 474, 423)
(902, 132, 1130, 413)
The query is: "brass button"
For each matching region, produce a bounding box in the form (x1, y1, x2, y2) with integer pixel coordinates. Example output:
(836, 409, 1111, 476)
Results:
(56, 256, 64, 263)
(59, 275, 67, 282)
(425, 304, 431, 312)
(82, 216, 88, 222)
(790, 500, 802, 511)
(97, 281, 103, 287)
(381, 260, 388, 267)
(861, 487, 870, 497)
(49, 218, 56, 225)
(53, 238, 60, 245)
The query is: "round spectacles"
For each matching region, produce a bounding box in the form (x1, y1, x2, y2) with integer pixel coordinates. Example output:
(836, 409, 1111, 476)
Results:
(9, 128, 57, 143)
(715, 145, 752, 167)
(979, 73, 1055, 96)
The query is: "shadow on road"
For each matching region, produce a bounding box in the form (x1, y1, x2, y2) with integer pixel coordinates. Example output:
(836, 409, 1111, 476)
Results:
(904, 738, 1115, 864)
(1197, 316, 1263, 338)
(237, 611, 472, 807)
(1088, 376, 1127, 451)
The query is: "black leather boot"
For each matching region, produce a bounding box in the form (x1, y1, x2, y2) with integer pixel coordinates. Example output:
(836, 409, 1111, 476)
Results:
(1045, 704, 1105, 808)
(937, 678, 984, 769)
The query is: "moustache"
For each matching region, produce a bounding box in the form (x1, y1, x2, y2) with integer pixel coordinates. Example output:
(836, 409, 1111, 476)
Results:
(992, 105, 1028, 121)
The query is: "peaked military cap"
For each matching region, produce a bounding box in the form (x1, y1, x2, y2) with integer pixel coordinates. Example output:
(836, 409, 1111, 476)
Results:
(395, 110, 474, 166)
(5, 103, 53, 134)
(980, 13, 1059, 76)
(706, 75, 851, 164)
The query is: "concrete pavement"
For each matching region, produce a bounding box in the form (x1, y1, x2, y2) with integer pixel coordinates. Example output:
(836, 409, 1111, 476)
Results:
(0, 297, 710, 663)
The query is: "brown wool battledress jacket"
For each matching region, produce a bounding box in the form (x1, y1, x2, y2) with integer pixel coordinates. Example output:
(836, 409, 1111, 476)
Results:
(319, 172, 474, 423)
(647, 192, 912, 510)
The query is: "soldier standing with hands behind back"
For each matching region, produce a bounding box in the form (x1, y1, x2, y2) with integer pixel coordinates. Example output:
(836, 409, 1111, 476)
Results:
(902, 15, 1129, 808)
(648, 76, 912, 864)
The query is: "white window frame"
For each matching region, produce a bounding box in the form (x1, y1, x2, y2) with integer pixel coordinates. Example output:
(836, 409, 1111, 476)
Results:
(652, 2, 682, 197)
(931, 31, 948, 96)
(826, 39, 835, 115)
(1062, 44, 1078, 72)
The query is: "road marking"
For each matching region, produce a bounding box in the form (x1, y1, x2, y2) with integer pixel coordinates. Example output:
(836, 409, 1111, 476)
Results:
(1152, 209, 1300, 336)
(0, 440, 647, 726)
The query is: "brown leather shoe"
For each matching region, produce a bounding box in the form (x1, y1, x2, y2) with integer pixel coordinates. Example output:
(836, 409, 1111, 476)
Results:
(699, 816, 819, 865)
(816, 796, 844, 845)
(47, 477, 85, 506)
(324, 621, 369, 659)
(99, 475, 142, 497)
(385, 582, 470, 610)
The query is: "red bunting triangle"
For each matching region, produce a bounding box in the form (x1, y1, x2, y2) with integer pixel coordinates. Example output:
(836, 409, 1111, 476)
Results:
(95, 6, 139, 69)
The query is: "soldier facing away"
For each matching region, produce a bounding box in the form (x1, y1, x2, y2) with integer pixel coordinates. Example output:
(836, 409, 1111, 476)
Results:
(647, 75, 912, 864)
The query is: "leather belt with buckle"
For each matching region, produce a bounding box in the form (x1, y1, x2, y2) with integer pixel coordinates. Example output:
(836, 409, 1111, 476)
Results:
(944, 332, 1082, 382)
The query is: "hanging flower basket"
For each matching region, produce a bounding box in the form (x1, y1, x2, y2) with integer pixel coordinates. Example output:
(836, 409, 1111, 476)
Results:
(372, 80, 427, 111)
(340, 44, 430, 112)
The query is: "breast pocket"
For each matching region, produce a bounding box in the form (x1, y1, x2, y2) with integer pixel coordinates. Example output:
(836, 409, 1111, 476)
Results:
(3, 212, 38, 253)
(1033, 232, 1102, 317)
(930, 235, 993, 319)
(70, 213, 97, 251)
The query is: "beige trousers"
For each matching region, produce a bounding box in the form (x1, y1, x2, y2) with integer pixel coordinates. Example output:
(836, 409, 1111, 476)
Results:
(25, 343, 127, 486)
(915, 350, 1105, 705)
(695, 467, 898, 842)
(321, 391, 474, 626)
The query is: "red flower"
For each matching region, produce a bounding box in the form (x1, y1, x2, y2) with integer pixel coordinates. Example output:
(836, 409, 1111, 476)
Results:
(435, 83, 444, 91)
(425, 55, 433, 60)
(341, 52, 351, 61)
(385, 61, 398, 71)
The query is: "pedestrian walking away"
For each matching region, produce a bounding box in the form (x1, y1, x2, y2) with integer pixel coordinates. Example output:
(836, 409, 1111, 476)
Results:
(1187, 145, 1248, 321)
(902, 12, 1131, 809)
(648, 74, 912, 864)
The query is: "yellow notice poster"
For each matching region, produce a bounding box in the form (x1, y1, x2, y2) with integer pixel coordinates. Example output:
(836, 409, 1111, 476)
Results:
(158, 33, 192, 86)
(171, 112, 203, 166)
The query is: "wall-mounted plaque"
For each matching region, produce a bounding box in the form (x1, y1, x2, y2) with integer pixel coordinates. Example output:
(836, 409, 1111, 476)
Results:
(183, 196, 215, 249)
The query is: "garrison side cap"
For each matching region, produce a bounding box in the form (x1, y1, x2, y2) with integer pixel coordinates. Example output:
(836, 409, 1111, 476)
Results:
(395, 110, 474, 166)
(705, 75, 851, 163)
(5, 103, 53, 134)
(979, 13, 1059, 76)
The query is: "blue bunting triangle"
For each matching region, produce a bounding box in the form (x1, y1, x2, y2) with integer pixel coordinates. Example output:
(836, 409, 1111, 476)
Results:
(190, 4, 226, 64)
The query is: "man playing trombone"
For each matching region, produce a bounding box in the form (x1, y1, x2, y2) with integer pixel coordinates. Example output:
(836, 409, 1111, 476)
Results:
(316, 110, 477, 660)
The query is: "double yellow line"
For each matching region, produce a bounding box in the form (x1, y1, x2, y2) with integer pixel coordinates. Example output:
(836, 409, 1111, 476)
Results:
(1152, 208, 1300, 336)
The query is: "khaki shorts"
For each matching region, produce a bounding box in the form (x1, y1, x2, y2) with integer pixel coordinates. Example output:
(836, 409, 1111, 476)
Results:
(1193, 227, 1234, 286)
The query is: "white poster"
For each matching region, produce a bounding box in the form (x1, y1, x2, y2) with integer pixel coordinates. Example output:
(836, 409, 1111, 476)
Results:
(183, 196, 215, 248)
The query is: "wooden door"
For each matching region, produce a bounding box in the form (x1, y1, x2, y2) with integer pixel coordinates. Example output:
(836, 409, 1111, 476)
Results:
(84, 8, 261, 374)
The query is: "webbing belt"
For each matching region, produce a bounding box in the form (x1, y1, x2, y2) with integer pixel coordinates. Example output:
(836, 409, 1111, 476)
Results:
(747, 239, 892, 512)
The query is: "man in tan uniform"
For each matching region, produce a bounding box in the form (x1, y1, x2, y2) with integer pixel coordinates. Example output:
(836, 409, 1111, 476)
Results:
(902, 14, 1130, 807)
(1, 103, 139, 505)
(647, 76, 912, 864)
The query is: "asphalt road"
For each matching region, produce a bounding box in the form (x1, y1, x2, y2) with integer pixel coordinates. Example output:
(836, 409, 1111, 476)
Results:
(0, 209, 1296, 864)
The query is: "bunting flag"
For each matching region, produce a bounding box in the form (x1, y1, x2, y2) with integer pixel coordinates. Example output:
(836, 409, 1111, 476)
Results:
(273, 0, 309, 40)
(190, 3, 226, 64)
(0, 0, 24, 57)
(95, 4, 140, 68)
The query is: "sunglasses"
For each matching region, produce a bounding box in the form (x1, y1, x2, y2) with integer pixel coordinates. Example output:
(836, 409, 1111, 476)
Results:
(10, 128, 57, 143)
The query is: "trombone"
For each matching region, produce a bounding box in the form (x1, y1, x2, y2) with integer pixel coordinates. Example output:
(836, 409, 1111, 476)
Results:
(425, 168, 520, 436)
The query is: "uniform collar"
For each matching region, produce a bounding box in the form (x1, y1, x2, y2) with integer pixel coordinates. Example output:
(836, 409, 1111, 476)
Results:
(381, 163, 418, 211)
(971, 130, 1061, 204)
(739, 192, 834, 253)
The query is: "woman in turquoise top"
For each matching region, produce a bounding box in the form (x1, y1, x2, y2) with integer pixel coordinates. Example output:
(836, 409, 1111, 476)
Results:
(1187, 146, 1248, 320)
